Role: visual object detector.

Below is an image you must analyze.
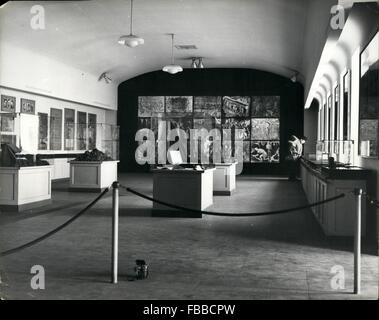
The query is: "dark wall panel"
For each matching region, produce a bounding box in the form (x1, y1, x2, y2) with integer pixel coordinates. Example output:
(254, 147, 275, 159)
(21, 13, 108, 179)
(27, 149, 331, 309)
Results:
(118, 68, 304, 174)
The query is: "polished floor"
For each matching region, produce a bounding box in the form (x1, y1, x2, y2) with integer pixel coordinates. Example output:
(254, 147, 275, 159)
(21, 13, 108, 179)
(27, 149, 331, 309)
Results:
(0, 174, 378, 300)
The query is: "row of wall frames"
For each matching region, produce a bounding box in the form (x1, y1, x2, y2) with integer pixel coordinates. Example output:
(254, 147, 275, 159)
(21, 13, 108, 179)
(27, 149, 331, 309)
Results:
(0, 103, 97, 152)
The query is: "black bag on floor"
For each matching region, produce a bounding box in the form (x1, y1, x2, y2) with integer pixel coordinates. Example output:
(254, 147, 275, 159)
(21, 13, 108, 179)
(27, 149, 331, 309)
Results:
(134, 260, 149, 280)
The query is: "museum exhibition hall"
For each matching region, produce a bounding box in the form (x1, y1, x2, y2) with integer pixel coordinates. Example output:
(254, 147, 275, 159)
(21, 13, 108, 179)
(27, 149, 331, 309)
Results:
(0, 0, 378, 300)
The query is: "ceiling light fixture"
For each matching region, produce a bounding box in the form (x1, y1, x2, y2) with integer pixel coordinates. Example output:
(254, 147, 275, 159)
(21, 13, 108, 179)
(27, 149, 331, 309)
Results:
(162, 34, 183, 74)
(118, 0, 144, 48)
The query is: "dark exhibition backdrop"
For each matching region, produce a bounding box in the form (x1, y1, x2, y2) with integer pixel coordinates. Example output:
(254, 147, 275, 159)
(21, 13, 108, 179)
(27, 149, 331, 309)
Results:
(118, 68, 304, 174)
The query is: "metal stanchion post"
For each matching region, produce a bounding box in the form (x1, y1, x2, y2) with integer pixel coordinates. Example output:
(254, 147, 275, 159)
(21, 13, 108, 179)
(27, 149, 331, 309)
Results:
(353, 188, 362, 294)
(112, 181, 119, 284)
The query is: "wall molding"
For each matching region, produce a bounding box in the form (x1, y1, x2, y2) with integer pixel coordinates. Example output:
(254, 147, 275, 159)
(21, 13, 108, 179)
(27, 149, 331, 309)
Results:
(0, 85, 110, 111)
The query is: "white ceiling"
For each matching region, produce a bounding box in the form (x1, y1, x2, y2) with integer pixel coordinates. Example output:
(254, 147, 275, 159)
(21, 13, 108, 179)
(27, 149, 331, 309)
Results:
(0, 0, 310, 83)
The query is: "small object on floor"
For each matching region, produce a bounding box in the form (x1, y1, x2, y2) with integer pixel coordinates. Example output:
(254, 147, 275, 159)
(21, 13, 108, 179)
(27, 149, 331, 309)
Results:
(134, 259, 149, 280)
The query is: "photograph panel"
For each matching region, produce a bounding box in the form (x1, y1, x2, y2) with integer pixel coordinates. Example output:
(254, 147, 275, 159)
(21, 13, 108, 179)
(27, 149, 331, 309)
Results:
(251, 141, 280, 163)
(165, 96, 193, 114)
(251, 118, 280, 140)
(222, 96, 250, 117)
(222, 118, 251, 140)
(251, 96, 280, 118)
(193, 96, 222, 117)
(138, 96, 165, 117)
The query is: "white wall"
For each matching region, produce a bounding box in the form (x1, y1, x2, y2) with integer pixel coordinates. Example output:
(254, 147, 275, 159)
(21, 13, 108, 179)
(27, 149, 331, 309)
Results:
(0, 40, 119, 155)
(301, 0, 337, 100)
(0, 42, 118, 110)
(105, 110, 118, 126)
(303, 102, 319, 156)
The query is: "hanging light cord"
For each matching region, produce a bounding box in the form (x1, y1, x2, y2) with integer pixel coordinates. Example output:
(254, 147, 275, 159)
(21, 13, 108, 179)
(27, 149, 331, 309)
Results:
(171, 34, 174, 65)
(130, 0, 134, 35)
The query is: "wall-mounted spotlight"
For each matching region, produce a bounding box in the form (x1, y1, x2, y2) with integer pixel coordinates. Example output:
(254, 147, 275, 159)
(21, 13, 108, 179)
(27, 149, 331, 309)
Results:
(291, 72, 299, 83)
(191, 58, 198, 69)
(98, 72, 113, 84)
(197, 57, 204, 69)
(190, 57, 205, 69)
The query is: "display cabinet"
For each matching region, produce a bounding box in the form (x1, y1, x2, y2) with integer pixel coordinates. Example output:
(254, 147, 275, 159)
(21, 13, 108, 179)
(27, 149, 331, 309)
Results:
(300, 158, 368, 236)
(315, 140, 354, 166)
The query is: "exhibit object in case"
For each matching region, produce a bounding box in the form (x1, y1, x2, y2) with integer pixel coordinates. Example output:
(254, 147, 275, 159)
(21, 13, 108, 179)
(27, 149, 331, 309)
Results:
(152, 167, 215, 217)
(213, 162, 237, 195)
(0, 165, 52, 211)
(69, 160, 119, 192)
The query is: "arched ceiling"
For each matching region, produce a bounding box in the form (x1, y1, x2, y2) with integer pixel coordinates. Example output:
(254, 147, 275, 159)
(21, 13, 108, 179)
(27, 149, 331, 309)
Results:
(0, 0, 310, 83)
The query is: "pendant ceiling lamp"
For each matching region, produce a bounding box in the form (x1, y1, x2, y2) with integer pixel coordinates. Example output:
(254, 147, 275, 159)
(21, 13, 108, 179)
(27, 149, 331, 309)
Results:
(118, 0, 144, 48)
(162, 34, 183, 74)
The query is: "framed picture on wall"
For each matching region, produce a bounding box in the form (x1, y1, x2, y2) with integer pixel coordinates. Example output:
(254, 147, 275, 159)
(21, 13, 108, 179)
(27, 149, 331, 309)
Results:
(20, 98, 35, 115)
(193, 96, 222, 118)
(88, 113, 97, 150)
(38, 112, 48, 150)
(0, 134, 17, 145)
(359, 119, 378, 156)
(251, 141, 280, 163)
(151, 117, 167, 141)
(64, 108, 75, 150)
(222, 118, 251, 140)
(1, 95, 16, 112)
(251, 118, 280, 140)
(222, 96, 250, 117)
(342, 71, 351, 141)
(138, 96, 165, 117)
(234, 141, 251, 163)
(194, 118, 221, 133)
(50, 108, 63, 150)
(165, 96, 193, 114)
(251, 96, 280, 118)
(166, 117, 193, 136)
(334, 85, 339, 141)
(359, 31, 379, 158)
(0, 114, 15, 132)
(77, 111, 87, 150)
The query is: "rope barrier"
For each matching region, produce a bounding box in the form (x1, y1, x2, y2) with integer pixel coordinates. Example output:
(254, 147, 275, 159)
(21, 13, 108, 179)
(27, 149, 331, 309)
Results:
(123, 186, 346, 217)
(0, 187, 110, 257)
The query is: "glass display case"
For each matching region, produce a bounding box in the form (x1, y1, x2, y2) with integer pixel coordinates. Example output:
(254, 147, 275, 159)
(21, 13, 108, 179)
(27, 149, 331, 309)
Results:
(316, 140, 354, 166)
(0, 112, 119, 160)
(99, 124, 119, 161)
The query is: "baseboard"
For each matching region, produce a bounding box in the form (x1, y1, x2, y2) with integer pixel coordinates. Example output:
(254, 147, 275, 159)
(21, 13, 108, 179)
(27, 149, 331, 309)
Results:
(213, 189, 235, 196)
(152, 210, 202, 218)
(0, 199, 52, 212)
(68, 187, 104, 193)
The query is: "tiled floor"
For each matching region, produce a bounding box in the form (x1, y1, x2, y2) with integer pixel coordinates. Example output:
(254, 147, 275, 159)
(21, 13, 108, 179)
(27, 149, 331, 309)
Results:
(0, 174, 378, 300)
